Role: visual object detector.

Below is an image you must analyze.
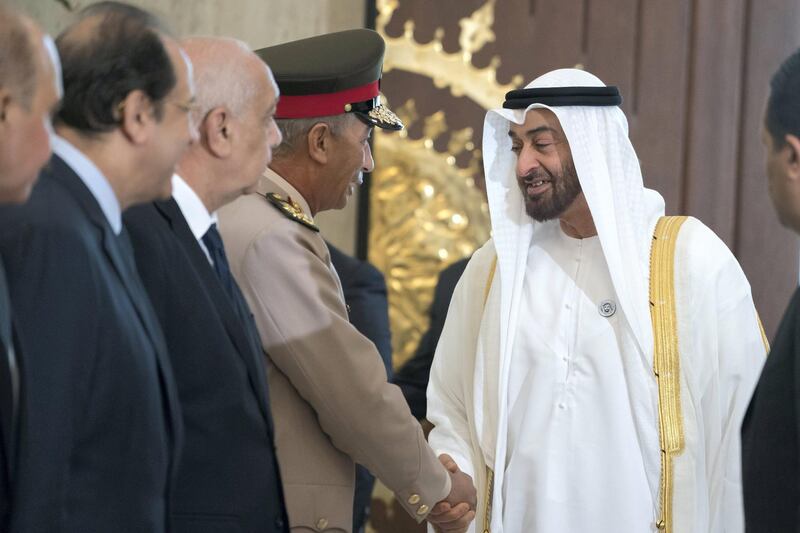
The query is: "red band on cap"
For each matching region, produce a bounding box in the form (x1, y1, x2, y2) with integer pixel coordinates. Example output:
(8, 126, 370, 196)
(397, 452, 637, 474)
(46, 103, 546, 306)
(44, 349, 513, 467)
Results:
(276, 81, 380, 119)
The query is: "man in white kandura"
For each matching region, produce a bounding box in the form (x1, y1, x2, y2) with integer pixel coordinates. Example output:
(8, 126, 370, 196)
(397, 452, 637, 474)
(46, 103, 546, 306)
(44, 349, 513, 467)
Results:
(426, 68, 767, 533)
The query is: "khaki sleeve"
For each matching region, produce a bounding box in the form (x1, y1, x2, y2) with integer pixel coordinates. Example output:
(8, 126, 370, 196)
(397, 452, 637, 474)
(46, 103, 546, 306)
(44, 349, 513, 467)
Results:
(238, 223, 450, 521)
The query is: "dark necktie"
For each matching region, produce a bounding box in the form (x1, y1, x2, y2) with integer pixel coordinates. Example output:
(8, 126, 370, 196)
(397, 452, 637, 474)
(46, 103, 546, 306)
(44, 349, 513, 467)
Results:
(202, 224, 238, 300)
(202, 224, 256, 333)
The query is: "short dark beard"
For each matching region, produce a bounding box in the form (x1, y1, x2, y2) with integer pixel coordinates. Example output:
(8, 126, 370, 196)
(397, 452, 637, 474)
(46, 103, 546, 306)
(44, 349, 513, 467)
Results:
(519, 160, 582, 222)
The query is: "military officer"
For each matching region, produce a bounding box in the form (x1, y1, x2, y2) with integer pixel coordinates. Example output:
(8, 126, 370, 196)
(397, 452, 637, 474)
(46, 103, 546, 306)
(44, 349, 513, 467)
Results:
(218, 29, 476, 533)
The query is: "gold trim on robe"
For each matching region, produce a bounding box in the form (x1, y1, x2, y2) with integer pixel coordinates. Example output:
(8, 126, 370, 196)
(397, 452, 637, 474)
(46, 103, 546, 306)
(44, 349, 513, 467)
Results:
(649, 215, 688, 532)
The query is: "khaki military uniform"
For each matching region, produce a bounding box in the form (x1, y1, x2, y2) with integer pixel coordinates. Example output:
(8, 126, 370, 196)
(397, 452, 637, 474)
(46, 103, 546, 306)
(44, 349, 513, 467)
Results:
(218, 169, 450, 532)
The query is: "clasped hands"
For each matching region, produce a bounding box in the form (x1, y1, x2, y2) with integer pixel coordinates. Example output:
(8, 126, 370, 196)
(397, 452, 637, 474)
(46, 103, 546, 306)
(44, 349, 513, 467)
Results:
(427, 454, 477, 533)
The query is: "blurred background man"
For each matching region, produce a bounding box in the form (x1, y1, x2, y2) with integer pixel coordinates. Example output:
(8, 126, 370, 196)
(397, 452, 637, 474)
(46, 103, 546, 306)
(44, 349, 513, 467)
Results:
(0, 2, 194, 531)
(0, 4, 61, 529)
(742, 47, 800, 533)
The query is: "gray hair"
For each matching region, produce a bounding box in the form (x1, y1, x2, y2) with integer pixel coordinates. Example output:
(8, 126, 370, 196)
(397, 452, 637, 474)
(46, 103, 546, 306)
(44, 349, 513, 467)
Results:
(273, 113, 354, 159)
(180, 36, 265, 127)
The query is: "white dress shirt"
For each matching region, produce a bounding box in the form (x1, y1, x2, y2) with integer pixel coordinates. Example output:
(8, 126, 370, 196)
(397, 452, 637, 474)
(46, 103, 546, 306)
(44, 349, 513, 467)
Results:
(170, 174, 217, 265)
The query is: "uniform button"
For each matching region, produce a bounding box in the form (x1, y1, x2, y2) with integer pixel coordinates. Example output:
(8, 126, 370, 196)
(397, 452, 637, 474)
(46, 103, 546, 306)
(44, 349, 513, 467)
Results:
(274, 517, 285, 530)
(416, 504, 430, 515)
(558, 403, 566, 410)
(316, 517, 329, 530)
(408, 494, 421, 505)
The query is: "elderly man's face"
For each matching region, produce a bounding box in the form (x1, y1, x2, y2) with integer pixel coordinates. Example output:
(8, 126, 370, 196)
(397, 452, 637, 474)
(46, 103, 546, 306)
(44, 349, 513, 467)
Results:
(323, 116, 374, 211)
(228, 64, 282, 199)
(508, 108, 582, 222)
(0, 32, 60, 204)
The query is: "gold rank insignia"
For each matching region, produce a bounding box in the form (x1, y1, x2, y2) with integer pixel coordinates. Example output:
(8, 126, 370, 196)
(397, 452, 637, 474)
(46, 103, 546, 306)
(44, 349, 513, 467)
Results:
(265, 193, 319, 232)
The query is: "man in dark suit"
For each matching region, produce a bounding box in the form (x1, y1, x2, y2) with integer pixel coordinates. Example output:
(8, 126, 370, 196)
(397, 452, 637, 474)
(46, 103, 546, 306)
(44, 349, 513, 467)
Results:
(393, 257, 468, 420)
(0, 3, 193, 531)
(742, 47, 800, 532)
(124, 36, 288, 533)
(327, 243, 392, 532)
(0, 6, 61, 529)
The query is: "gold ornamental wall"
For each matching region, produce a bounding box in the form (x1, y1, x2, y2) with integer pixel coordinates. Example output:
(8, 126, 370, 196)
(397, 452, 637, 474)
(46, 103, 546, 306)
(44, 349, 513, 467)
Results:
(369, 0, 522, 368)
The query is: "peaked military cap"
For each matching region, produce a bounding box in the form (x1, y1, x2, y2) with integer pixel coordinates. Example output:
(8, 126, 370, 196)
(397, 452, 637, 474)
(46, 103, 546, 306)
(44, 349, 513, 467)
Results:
(254, 29, 403, 131)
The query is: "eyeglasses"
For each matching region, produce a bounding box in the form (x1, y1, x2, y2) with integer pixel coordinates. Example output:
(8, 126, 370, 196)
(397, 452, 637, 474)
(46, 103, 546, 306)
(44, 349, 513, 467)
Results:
(115, 97, 199, 120)
(169, 97, 198, 115)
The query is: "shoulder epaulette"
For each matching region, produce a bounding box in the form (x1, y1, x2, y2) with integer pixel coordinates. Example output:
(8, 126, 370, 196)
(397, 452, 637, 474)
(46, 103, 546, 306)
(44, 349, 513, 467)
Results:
(265, 193, 319, 232)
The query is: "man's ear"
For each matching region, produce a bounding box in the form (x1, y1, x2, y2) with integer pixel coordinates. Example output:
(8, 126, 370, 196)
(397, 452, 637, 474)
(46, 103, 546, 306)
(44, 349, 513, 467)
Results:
(118, 89, 154, 145)
(203, 106, 233, 158)
(784, 133, 800, 181)
(307, 122, 331, 165)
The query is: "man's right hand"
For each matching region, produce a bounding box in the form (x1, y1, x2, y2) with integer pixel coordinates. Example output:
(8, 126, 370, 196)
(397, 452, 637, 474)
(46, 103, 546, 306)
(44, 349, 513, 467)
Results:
(427, 454, 477, 533)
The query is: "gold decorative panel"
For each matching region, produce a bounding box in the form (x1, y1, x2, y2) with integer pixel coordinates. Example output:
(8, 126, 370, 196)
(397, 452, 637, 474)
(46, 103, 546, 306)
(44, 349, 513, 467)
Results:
(369, 0, 522, 368)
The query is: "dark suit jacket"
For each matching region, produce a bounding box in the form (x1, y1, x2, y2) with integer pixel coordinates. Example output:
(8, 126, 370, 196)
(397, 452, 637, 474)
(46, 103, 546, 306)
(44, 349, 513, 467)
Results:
(0, 155, 182, 533)
(327, 244, 392, 532)
(125, 198, 288, 533)
(0, 363, 8, 532)
(742, 287, 800, 532)
(393, 257, 469, 420)
(0, 407, 8, 532)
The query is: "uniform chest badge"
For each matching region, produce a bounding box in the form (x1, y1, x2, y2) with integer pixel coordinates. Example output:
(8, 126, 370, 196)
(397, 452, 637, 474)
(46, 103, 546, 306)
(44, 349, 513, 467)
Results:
(265, 193, 319, 232)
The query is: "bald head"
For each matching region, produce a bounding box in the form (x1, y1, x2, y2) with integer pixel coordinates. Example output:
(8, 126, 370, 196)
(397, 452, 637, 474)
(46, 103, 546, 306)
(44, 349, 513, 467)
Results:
(180, 37, 272, 124)
(176, 36, 281, 212)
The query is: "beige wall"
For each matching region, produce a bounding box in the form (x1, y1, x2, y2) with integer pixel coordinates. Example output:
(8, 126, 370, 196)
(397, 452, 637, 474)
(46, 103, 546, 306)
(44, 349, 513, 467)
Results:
(12, 0, 366, 255)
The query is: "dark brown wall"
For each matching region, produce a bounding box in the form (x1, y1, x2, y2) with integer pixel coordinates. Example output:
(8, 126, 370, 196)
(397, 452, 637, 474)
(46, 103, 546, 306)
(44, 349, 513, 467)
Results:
(377, 0, 800, 336)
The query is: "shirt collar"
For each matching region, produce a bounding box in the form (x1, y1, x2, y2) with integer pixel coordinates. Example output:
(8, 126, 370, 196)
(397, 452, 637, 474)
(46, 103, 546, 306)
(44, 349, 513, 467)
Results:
(170, 174, 218, 241)
(262, 166, 313, 221)
(51, 134, 122, 234)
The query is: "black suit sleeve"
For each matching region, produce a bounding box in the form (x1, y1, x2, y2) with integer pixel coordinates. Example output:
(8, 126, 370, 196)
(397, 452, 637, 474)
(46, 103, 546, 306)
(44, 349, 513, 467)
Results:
(393, 258, 469, 420)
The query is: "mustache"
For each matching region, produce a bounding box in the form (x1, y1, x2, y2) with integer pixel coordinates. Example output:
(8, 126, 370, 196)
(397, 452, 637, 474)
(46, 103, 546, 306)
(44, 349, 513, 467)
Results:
(519, 168, 553, 183)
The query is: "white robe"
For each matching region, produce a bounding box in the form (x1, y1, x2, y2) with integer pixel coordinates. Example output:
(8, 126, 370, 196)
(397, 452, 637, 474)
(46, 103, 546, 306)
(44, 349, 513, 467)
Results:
(427, 216, 766, 533)
(504, 223, 652, 531)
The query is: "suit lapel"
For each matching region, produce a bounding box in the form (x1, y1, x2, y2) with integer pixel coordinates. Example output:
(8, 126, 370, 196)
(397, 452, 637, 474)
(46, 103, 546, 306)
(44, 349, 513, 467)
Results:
(46, 156, 183, 474)
(155, 199, 273, 429)
(48, 157, 167, 357)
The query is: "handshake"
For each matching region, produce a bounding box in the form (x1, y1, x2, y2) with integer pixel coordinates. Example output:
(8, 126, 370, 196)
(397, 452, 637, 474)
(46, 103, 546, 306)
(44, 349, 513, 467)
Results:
(427, 454, 478, 533)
